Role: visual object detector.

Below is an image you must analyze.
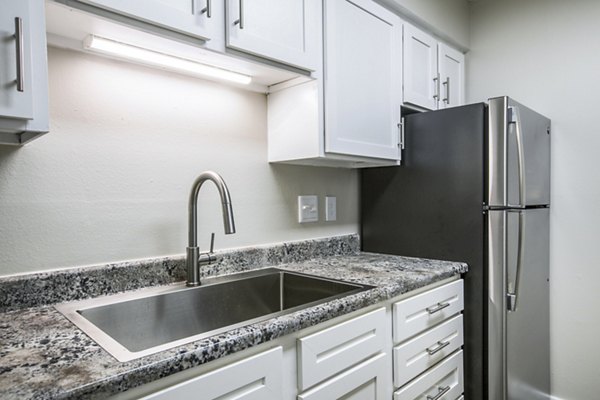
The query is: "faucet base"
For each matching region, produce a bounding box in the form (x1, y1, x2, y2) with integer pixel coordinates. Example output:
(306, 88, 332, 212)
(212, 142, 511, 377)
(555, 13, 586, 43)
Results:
(186, 247, 200, 286)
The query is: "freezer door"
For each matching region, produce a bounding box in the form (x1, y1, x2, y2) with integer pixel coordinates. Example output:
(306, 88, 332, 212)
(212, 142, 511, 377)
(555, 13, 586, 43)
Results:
(488, 209, 550, 400)
(488, 97, 551, 207)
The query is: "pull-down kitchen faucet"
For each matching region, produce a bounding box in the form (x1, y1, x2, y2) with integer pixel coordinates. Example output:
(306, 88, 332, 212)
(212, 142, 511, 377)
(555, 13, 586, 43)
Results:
(186, 171, 235, 286)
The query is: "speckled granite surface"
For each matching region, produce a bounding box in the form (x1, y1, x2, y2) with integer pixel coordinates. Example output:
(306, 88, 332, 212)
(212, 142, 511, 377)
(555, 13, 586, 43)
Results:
(0, 235, 359, 312)
(0, 238, 467, 400)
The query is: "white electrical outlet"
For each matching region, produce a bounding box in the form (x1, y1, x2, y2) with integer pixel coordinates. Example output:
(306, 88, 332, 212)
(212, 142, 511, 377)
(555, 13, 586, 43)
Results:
(326, 196, 337, 221)
(298, 195, 318, 223)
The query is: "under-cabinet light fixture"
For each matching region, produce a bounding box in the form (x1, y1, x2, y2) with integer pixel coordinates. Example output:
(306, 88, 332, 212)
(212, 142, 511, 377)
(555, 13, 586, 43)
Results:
(83, 35, 252, 85)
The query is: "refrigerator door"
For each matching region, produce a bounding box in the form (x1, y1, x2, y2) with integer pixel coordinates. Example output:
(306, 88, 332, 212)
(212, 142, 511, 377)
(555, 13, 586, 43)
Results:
(361, 104, 487, 400)
(488, 208, 550, 400)
(488, 97, 551, 207)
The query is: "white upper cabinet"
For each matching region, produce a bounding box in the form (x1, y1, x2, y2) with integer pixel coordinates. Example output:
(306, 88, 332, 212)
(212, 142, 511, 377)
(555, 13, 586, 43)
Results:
(0, 0, 48, 145)
(0, 0, 33, 120)
(438, 43, 465, 109)
(226, 0, 320, 71)
(403, 24, 438, 111)
(78, 0, 220, 42)
(268, 0, 403, 168)
(404, 23, 465, 110)
(324, 0, 402, 160)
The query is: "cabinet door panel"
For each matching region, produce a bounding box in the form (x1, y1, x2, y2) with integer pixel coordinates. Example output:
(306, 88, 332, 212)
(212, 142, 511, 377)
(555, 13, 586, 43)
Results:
(79, 0, 216, 40)
(324, 0, 402, 161)
(298, 308, 386, 390)
(298, 353, 388, 400)
(403, 24, 438, 110)
(226, 0, 319, 71)
(0, 0, 34, 119)
(141, 347, 283, 400)
(438, 43, 464, 109)
(393, 315, 463, 388)
(393, 280, 464, 344)
(393, 350, 463, 400)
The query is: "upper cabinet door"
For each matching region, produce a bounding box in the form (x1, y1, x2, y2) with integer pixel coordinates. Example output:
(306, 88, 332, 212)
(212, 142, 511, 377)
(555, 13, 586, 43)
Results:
(79, 0, 219, 41)
(324, 0, 402, 161)
(0, 0, 34, 120)
(226, 0, 320, 71)
(438, 43, 465, 109)
(403, 24, 438, 110)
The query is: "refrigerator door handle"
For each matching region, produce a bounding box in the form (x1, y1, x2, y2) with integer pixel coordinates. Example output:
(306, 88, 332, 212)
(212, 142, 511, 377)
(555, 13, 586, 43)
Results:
(507, 210, 525, 312)
(508, 106, 526, 207)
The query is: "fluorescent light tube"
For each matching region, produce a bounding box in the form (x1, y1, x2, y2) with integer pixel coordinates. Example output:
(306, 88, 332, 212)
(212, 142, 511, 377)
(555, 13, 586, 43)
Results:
(83, 35, 252, 85)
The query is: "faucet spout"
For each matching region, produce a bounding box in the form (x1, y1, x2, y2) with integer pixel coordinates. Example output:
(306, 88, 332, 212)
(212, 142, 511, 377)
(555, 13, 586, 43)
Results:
(186, 171, 235, 286)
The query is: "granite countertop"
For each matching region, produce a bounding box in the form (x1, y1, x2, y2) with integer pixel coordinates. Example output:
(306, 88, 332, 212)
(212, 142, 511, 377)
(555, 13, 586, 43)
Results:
(0, 236, 467, 399)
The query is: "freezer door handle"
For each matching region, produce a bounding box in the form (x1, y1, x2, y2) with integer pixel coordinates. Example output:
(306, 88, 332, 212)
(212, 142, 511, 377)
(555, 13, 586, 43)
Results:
(508, 106, 526, 207)
(507, 210, 525, 312)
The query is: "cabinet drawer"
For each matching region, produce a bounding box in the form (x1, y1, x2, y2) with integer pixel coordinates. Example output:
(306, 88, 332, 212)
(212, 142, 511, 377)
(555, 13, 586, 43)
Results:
(393, 280, 463, 344)
(393, 350, 463, 400)
(141, 347, 283, 400)
(298, 353, 388, 400)
(393, 315, 463, 388)
(298, 307, 386, 391)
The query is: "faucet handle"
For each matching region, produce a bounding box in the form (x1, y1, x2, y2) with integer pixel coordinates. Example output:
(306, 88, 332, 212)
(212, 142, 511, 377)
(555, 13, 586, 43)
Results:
(209, 232, 215, 253)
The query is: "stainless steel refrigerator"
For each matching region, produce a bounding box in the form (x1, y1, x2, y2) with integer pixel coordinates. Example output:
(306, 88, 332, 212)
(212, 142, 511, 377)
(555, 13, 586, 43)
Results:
(361, 96, 550, 400)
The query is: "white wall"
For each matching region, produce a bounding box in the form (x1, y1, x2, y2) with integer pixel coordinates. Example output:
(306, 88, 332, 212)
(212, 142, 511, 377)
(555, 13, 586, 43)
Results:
(378, 0, 470, 49)
(0, 47, 359, 276)
(468, 1, 600, 398)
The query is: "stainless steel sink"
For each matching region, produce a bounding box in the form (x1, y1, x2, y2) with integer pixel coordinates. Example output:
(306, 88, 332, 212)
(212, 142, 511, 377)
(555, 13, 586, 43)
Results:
(56, 268, 372, 361)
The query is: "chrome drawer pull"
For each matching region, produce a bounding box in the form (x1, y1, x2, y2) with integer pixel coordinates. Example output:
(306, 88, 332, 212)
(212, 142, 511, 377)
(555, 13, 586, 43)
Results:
(426, 385, 451, 400)
(426, 340, 450, 355)
(426, 302, 450, 314)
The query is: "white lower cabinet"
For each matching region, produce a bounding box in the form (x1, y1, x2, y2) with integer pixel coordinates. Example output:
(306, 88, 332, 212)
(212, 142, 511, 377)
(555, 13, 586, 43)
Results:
(393, 350, 464, 400)
(393, 315, 464, 388)
(297, 307, 386, 390)
(393, 280, 464, 344)
(115, 278, 464, 400)
(140, 347, 283, 400)
(297, 353, 388, 400)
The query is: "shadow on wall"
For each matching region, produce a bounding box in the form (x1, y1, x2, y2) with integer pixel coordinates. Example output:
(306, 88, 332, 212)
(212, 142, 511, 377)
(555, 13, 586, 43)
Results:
(0, 145, 21, 175)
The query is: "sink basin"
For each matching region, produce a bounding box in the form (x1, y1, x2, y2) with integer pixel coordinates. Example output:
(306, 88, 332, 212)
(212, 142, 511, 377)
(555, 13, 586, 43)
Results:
(56, 268, 372, 361)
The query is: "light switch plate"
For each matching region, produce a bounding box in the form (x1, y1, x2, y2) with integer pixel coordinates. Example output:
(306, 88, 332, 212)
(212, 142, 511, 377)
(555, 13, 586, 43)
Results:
(298, 195, 318, 223)
(326, 196, 337, 221)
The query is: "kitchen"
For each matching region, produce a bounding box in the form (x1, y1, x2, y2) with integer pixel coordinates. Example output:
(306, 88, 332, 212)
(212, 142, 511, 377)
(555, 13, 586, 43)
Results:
(0, 0, 597, 399)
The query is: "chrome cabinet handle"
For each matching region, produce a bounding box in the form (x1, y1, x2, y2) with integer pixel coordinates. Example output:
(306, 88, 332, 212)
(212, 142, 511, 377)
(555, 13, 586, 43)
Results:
(234, 0, 244, 29)
(201, 0, 212, 18)
(442, 77, 450, 104)
(426, 385, 451, 400)
(426, 340, 450, 355)
(433, 73, 440, 101)
(426, 302, 450, 314)
(397, 118, 405, 150)
(14, 17, 24, 93)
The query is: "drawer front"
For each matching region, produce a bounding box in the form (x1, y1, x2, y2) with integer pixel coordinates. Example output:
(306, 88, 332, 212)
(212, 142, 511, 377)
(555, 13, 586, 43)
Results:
(393, 350, 463, 400)
(393, 280, 463, 344)
(298, 307, 386, 391)
(298, 353, 388, 400)
(141, 347, 283, 400)
(393, 315, 463, 388)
